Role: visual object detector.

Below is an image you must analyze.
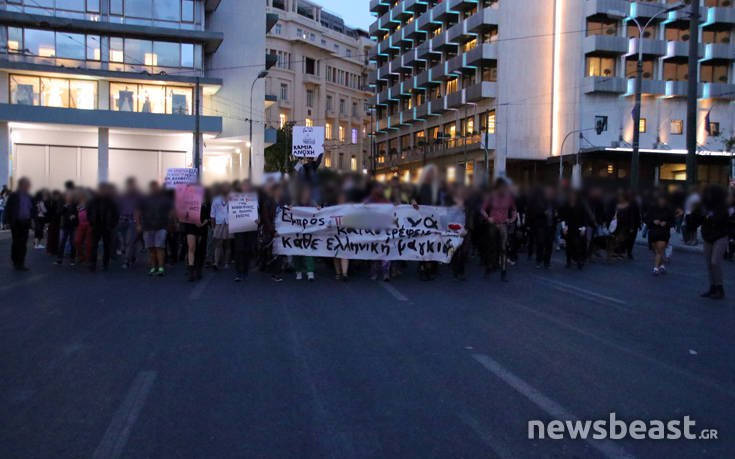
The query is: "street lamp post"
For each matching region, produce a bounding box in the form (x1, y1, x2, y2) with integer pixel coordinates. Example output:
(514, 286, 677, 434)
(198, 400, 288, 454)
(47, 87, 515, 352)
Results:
(249, 70, 269, 180)
(629, 3, 686, 191)
(558, 128, 595, 185)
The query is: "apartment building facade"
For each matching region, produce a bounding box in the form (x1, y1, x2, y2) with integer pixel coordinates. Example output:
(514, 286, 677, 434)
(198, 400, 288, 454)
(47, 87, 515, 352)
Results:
(369, 0, 734, 187)
(265, 0, 375, 173)
(0, 0, 274, 189)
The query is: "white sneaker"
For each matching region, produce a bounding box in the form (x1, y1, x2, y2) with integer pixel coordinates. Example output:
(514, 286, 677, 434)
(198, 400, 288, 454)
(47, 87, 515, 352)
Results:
(653, 267, 660, 276)
(659, 265, 667, 275)
(296, 272, 303, 280)
(307, 272, 315, 281)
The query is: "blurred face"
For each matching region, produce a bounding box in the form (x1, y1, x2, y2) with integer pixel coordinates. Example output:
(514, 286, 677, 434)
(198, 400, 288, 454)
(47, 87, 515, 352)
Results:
(657, 196, 667, 207)
(149, 182, 160, 194)
(544, 186, 555, 201)
(18, 179, 30, 193)
(125, 179, 137, 193)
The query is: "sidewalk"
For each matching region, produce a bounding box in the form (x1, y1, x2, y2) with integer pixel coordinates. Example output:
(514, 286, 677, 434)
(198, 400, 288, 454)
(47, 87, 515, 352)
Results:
(635, 230, 704, 254)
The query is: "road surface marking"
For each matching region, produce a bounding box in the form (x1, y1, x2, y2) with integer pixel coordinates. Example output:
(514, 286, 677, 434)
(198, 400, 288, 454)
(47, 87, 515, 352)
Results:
(188, 274, 213, 300)
(0, 274, 47, 292)
(92, 371, 156, 459)
(379, 282, 408, 302)
(534, 276, 627, 306)
(457, 411, 517, 459)
(502, 297, 735, 400)
(472, 354, 634, 459)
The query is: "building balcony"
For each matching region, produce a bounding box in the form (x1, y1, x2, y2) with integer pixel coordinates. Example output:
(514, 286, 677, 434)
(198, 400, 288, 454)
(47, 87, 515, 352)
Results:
(431, 0, 460, 22)
(465, 81, 497, 102)
(703, 6, 735, 26)
(703, 82, 735, 100)
(702, 43, 734, 61)
(446, 90, 465, 109)
(416, 11, 436, 32)
(583, 76, 627, 94)
(664, 80, 703, 98)
(405, 0, 428, 13)
(465, 43, 498, 66)
(401, 108, 417, 124)
(447, 20, 474, 45)
(390, 54, 412, 74)
(403, 49, 418, 67)
(628, 38, 667, 57)
(625, 78, 665, 96)
(370, 0, 391, 15)
(629, 1, 670, 20)
(416, 40, 440, 59)
(467, 6, 500, 33)
(665, 41, 704, 59)
(584, 0, 630, 19)
(401, 77, 416, 93)
(389, 26, 412, 46)
(583, 35, 629, 55)
(449, 0, 480, 11)
(429, 96, 447, 114)
(415, 102, 430, 120)
(429, 61, 451, 81)
(447, 54, 471, 75)
(403, 21, 423, 40)
(432, 31, 457, 52)
(303, 73, 321, 85)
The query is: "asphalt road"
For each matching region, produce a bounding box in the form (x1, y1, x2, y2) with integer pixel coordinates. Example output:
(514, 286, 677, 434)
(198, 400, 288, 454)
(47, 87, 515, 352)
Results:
(0, 241, 733, 459)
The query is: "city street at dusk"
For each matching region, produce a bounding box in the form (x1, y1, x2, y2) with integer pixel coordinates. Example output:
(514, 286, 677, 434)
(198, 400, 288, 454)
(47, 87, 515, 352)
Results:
(1, 243, 733, 458)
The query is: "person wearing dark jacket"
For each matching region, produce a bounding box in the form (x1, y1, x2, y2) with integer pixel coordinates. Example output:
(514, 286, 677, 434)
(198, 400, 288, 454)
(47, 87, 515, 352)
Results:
(527, 186, 557, 269)
(55, 191, 78, 265)
(87, 183, 120, 271)
(559, 190, 590, 270)
(699, 185, 729, 300)
(646, 193, 675, 276)
(4, 177, 35, 270)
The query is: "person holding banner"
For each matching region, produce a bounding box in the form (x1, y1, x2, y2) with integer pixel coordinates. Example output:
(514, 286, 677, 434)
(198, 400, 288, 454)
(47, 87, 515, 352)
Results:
(364, 181, 391, 282)
(412, 165, 447, 281)
(292, 186, 317, 281)
(230, 182, 258, 282)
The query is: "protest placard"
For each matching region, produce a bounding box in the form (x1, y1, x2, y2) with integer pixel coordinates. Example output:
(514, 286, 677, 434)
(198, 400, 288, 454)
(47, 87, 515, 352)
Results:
(273, 204, 466, 263)
(228, 192, 259, 233)
(175, 184, 204, 225)
(292, 126, 325, 159)
(165, 168, 198, 189)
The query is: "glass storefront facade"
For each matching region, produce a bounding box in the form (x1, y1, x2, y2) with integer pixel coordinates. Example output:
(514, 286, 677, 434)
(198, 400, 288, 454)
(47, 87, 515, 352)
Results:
(0, 26, 202, 70)
(10, 74, 98, 109)
(110, 82, 192, 115)
(0, 0, 202, 30)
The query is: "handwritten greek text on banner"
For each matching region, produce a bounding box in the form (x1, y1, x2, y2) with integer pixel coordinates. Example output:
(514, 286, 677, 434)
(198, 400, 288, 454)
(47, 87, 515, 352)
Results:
(274, 204, 466, 263)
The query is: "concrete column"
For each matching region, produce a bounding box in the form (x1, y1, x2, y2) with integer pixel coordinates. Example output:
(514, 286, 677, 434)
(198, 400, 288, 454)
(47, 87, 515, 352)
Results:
(0, 122, 10, 188)
(193, 132, 203, 176)
(98, 127, 109, 183)
(98, 80, 110, 110)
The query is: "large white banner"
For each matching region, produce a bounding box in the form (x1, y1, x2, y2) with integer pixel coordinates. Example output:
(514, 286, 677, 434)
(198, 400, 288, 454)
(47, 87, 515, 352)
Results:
(274, 204, 466, 263)
(292, 126, 324, 158)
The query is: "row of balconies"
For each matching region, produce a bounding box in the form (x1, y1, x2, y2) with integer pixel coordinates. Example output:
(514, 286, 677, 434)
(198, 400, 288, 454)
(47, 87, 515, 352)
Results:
(586, 0, 735, 25)
(370, 42, 498, 88)
(369, 5, 499, 63)
(583, 76, 735, 99)
(370, 0, 484, 37)
(371, 81, 497, 131)
(374, 134, 495, 169)
(585, 35, 734, 61)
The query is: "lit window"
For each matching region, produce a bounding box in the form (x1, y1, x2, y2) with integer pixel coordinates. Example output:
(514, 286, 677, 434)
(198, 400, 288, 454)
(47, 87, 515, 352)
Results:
(279, 113, 287, 128)
(324, 155, 332, 167)
(40, 78, 70, 108)
(325, 123, 333, 140)
(338, 125, 345, 142)
(670, 119, 683, 135)
(639, 118, 647, 133)
(305, 118, 313, 127)
(350, 155, 357, 171)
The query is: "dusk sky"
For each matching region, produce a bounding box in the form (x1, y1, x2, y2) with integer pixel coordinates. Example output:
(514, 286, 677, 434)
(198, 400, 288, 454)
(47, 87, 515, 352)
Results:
(317, 0, 374, 31)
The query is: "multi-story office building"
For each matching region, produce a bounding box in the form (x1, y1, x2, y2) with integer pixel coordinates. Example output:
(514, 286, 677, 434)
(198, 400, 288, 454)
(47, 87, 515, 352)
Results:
(0, 0, 275, 188)
(265, 0, 375, 173)
(369, 0, 734, 187)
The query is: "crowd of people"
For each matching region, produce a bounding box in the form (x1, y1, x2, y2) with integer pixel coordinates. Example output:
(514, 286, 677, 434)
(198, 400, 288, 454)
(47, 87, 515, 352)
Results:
(3, 159, 734, 301)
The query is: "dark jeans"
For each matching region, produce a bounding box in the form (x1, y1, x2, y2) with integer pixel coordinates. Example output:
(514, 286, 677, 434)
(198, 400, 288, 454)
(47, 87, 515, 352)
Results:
(90, 228, 113, 269)
(233, 231, 257, 276)
(451, 238, 470, 277)
(57, 227, 76, 262)
(565, 230, 586, 266)
(534, 226, 554, 267)
(11, 220, 31, 268)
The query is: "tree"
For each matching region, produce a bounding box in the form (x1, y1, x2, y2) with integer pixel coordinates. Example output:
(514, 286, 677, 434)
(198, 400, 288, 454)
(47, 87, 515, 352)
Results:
(264, 122, 296, 174)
